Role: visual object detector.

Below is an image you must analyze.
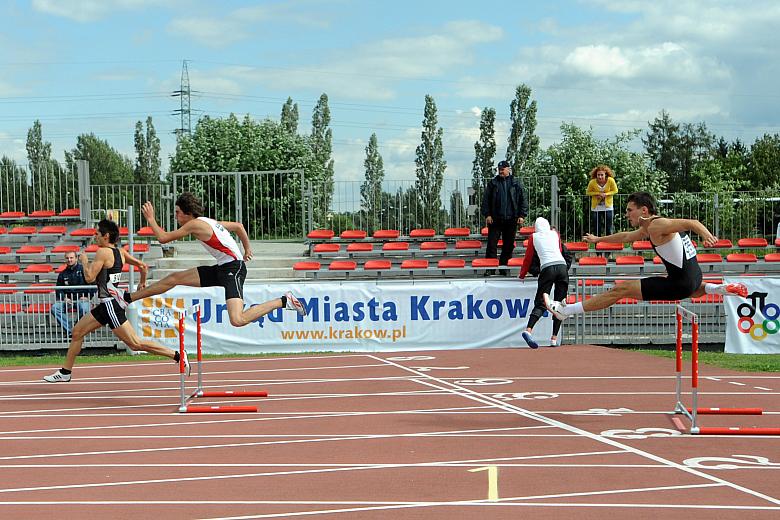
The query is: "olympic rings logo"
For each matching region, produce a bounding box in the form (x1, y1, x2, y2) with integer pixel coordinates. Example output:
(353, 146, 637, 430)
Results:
(736, 291, 779, 341)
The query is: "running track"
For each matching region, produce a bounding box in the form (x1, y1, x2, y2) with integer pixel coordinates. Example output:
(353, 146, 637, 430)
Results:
(0, 345, 778, 519)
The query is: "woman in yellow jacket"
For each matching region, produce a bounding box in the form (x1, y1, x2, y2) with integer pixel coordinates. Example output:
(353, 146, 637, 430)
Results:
(586, 165, 618, 235)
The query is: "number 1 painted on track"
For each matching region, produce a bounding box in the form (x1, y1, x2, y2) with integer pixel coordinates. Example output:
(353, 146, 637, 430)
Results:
(468, 465, 498, 502)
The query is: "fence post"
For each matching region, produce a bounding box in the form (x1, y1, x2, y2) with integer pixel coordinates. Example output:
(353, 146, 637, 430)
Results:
(713, 193, 720, 237)
(235, 172, 243, 225)
(305, 180, 314, 234)
(550, 175, 559, 229)
(76, 160, 92, 227)
(127, 205, 135, 290)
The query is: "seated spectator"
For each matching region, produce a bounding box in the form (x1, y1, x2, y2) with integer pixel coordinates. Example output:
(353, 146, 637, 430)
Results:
(51, 251, 95, 336)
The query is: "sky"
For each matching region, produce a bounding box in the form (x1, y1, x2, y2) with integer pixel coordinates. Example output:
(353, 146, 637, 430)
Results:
(1, 0, 779, 185)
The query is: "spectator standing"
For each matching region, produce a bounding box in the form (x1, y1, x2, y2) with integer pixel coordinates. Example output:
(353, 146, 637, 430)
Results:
(51, 251, 94, 336)
(481, 160, 528, 276)
(586, 165, 618, 236)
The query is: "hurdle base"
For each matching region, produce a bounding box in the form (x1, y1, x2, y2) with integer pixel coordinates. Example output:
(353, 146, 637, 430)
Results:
(695, 427, 780, 435)
(184, 405, 258, 413)
(198, 390, 269, 398)
(686, 407, 763, 415)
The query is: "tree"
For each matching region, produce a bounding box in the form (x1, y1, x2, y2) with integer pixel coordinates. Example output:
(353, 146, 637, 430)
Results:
(643, 110, 681, 188)
(64, 133, 134, 186)
(134, 116, 161, 184)
(280, 97, 299, 134)
(310, 93, 335, 224)
(748, 133, 780, 189)
(471, 107, 497, 191)
(414, 94, 447, 229)
(360, 133, 384, 232)
(0, 156, 30, 213)
(26, 120, 59, 212)
(677, 122, 715, 192)
(506, 84, 540, 172)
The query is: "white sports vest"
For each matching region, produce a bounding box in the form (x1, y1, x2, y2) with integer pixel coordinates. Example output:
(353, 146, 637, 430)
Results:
(198, 217, 242, 265)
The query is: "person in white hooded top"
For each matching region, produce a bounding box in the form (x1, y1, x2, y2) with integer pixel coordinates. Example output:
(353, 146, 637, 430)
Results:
(517, 217, 571, 348)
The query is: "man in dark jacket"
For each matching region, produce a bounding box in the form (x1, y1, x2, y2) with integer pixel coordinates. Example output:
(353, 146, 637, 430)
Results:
(51, 251, 94, 336)
(481, 160, 528, 275)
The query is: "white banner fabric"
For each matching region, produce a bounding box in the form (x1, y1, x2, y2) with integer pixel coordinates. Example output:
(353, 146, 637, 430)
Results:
(724, 277, 780, 354)
(128, 279, 555, 353)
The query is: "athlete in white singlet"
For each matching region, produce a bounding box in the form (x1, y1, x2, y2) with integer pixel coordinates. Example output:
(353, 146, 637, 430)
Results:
(114, 192, 306, 328)
(543, 192, 747, 322)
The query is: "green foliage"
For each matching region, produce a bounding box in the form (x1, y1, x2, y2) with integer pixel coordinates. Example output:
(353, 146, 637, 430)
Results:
(748, 134, 780, 189)
(633, 349, 780, 372)
(471, 107, 497, 192)
(311, 94, 335, 224)
(360, 133, 384, 232)
(64, 133, 134, 185)
(134, 116, 161, 184)
(415, 94, 447, 230)
(281, 97, 299, 134)
(25, 120, 60, 210)
(506, 84, 540, 172)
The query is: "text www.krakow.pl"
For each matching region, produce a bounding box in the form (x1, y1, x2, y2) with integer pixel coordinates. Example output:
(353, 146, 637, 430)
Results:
(281, 325, 407, 342)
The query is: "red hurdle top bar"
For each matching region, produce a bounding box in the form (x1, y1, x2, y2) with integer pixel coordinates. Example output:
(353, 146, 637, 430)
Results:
(178, 313, 185, 374)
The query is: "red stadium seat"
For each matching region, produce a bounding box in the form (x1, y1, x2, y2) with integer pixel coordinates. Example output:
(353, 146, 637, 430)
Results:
(765, 253, 780, 262)
(438, 259, 465, 268)
(39, 225, 66, 235)
(410, 228, 435, 238)
(382, 242, 409, 251)
(420, 241, 446, 250)
(595, 242, 623, 251)
(23, 264, 54, 274)
(123, 243, 150, 253)
(0, 265, 20, 274)
(70, 228, 96, 237)
(55, 264, 67, 273)
(51, 245, 80, 254)
(346, 242, 373, 252)
(138, 226, 157, 237)
(507, 257, 525, 266)
(578, 279, 605, 286)
(653, 256, 663, 264)
(121, 264, 142, 272)
(697, 253, 723, 263)
(58, 208, 80, 217)
(16, 245, 46, 254)
(455, 240, 481, 250)
(372, 229, 400, 239)
(84, 244, 99, 253)
(340, 230, 367, 240)
(0, 283, 17, 294)
(711, 239, 733, 248)
(737, 238, 768, 248)
(565, 242, 589, 252)
(293, 261, 321, 271)
(119, 227, 129, 236)
(25, 303, 52, 313)
(0, 304, 21, 314)
(480, 227, 488, 236)
(329, 260, 357, 271)
(0, 211, 25, 218)
(29, 210, 55, 218)
(307, 229, 334, 240)
(0, 227, 5, 234)
(401, 259, 428, 269)
(23, 283, 54, 294)
(727, 253, 758, 263)
(313, 243, 340, 253)
(0, 246, 11, 255)
(615, 255, 644, 265)
(472, 258, 499, 268)
(519, 226, 535, 235)
(632, 240, 652, 250)
(775, 238, 780, 248)
(444, 227, 470, 237)
(9, 226, 36, 235)
(578, 256, 608, 266)
(364, 260, 392, 270)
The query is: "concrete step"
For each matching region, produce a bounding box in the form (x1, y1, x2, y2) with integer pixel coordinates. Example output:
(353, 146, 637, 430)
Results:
(151, 266, 305, 281)
(153, 256, 305, 270)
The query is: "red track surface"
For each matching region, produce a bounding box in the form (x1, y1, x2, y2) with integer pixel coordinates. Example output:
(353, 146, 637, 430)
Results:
(1, 345, 778, 519)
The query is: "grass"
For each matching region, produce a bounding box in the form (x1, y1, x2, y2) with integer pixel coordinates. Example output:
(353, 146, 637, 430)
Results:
(631, 349, 780, 372)
(0, 351, 341, 367)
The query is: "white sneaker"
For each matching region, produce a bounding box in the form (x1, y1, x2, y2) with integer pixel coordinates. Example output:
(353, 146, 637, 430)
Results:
(543, 293, 568, 321)
(43, 370, 71, 383)
(284, 291, 307, 317)
(182, 350, 191, 377)
(107, 284, 130, 309)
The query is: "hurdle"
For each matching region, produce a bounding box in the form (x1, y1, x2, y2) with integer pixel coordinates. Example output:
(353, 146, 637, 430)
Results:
(177, 305, 265, 413)
(672, 305, 778, 435)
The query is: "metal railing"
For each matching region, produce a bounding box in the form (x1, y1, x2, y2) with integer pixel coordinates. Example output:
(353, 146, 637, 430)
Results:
(90, 184, 172, 232)
(0, 161, 79, 214)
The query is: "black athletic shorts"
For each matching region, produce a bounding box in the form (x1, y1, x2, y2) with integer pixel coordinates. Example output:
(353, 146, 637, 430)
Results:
(640, 271, 702, 301)
(91, 299, 128, 330)
(197, 260, 247, 300)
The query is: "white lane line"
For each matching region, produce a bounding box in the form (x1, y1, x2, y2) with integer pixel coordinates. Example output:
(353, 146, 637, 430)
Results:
(370, 355, 780, 507)
(728, 381, 747, 386)
(755, 387, 773, 391)
(0, 425, 570, 462)
(201, 483, 729, 519)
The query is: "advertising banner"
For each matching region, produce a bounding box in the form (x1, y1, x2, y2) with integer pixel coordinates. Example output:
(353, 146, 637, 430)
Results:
(724, 277, 780, 354)
(128, 279, 554, 353)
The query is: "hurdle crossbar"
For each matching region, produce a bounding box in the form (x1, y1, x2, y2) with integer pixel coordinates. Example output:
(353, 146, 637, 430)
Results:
(177, 304, 259, 414)
(672, 305, 768, 435)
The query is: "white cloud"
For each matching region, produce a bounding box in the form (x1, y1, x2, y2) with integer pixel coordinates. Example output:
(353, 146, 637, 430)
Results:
(168, 17, 248, 48)
(32, 0, 164, 23)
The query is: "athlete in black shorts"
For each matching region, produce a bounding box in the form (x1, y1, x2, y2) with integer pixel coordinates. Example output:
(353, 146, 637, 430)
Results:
(544, 192, 747, 321)
(44, 219, 188, 383)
